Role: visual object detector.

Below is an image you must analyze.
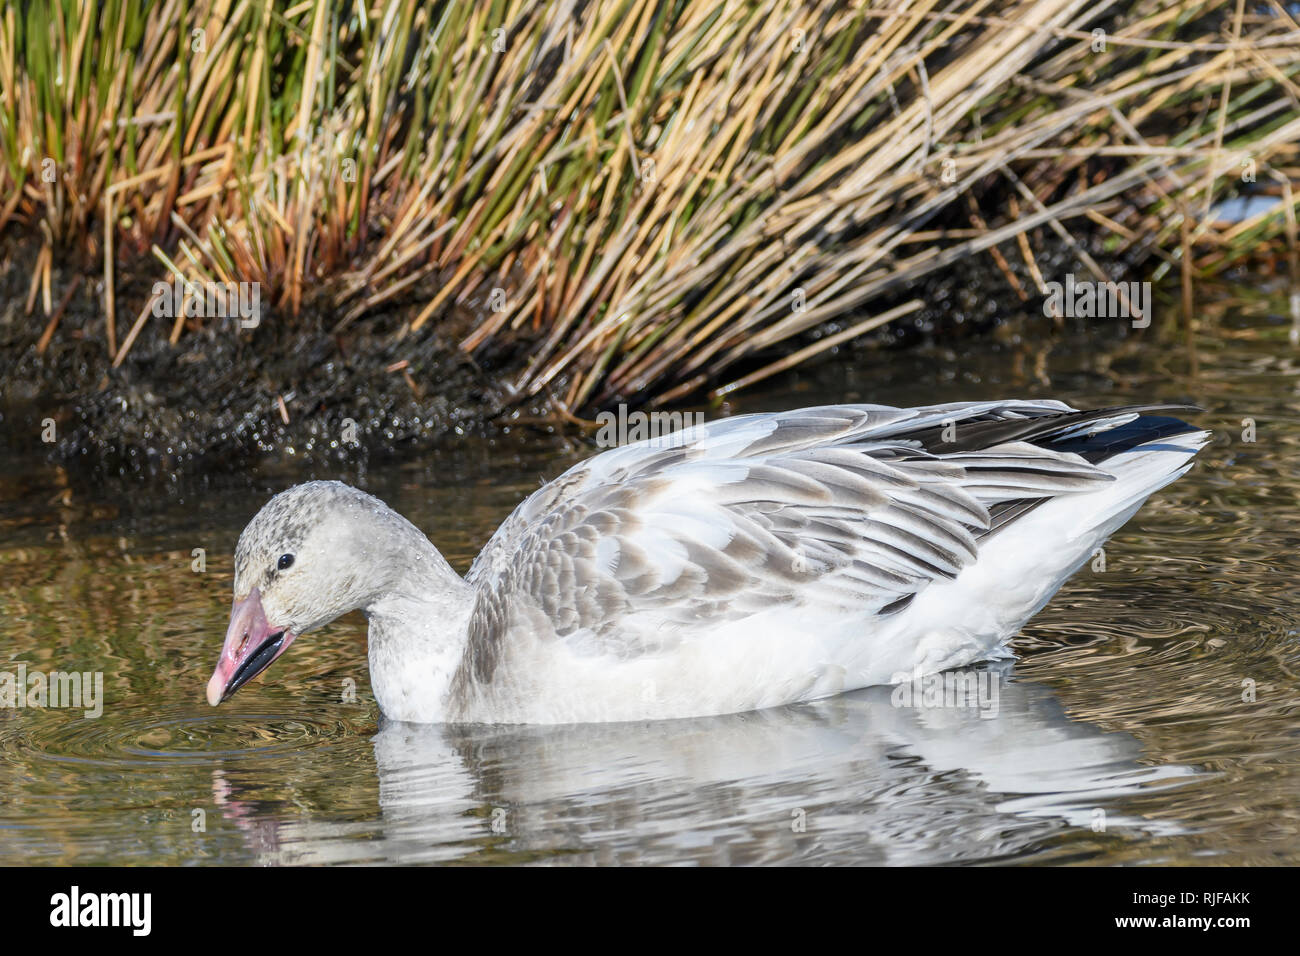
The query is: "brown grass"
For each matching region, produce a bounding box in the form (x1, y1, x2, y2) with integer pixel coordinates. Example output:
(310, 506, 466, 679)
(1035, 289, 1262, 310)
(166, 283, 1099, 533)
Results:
(2, 0, 1298, 410)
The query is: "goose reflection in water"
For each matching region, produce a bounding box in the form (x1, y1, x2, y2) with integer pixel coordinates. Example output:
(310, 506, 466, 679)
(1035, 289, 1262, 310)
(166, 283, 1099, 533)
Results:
(210, 664, 1199, 865)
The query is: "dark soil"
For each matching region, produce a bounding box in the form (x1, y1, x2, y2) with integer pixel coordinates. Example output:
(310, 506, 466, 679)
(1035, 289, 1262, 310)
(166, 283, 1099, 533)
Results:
(0, 237, 556, 476)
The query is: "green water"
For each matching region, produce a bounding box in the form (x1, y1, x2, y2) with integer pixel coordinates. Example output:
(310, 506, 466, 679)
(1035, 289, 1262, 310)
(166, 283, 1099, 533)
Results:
(2, 285, 1297, 864)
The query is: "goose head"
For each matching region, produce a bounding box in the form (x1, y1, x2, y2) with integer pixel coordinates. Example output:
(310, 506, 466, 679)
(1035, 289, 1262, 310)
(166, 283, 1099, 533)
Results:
(205, 480, 426, 706)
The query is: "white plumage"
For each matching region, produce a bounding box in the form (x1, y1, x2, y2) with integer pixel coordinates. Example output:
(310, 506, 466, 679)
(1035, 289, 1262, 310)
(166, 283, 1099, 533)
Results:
(207, 400, 1208, 724)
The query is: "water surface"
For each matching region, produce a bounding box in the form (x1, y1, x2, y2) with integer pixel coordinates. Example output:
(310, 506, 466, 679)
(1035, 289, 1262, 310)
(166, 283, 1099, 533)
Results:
(2, 285, 1297, 865)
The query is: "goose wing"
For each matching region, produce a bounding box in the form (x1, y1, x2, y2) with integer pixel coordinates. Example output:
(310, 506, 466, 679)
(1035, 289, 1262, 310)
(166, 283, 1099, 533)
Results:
(460, 401, 1167, 682)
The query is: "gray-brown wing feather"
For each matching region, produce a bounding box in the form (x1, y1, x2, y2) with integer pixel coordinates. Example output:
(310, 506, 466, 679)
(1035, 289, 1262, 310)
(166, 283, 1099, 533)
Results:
(458, 402, 1111, 686)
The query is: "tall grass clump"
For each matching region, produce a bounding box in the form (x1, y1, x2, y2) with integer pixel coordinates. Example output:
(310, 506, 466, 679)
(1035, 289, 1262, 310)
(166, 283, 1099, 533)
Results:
(2, 1, 1298, 411)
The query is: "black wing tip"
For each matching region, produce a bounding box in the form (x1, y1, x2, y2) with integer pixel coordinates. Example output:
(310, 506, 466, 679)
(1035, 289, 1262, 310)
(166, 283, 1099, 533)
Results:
(1084, 402, 1203, 416)
(905, 402, 1203, 455)
(1049, 410, 1209, 463)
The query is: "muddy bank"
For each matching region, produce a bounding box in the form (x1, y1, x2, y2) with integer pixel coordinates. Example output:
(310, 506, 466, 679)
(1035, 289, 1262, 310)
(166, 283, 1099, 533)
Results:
(1, 231, 1154, 477)
(0, 239, 546, 475)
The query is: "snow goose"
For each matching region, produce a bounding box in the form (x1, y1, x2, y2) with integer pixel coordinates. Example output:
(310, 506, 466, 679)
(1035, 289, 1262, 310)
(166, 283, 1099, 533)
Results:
(204, 400, 1208, 723)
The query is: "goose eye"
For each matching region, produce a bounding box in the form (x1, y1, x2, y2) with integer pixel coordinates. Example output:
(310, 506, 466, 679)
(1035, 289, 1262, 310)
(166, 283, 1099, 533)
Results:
(277, 553, 295, 571)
